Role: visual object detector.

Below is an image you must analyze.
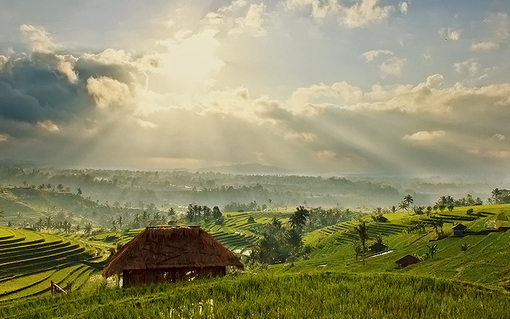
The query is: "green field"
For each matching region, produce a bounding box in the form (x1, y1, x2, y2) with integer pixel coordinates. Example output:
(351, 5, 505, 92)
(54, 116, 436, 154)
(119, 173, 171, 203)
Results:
(1, 204, 510, 318)
(0, 227, 100, 301)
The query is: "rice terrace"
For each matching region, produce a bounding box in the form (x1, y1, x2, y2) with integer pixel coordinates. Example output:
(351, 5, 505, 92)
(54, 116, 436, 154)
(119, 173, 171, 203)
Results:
(2, 0, 510, 318)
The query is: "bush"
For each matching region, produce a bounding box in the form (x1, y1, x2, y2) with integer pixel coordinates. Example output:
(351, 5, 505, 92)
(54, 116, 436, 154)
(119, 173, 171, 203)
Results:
(466, 208, 474, 215)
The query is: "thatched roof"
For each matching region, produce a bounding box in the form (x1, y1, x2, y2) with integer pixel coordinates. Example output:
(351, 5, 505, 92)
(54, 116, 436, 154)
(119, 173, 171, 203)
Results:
(103, 226, 243, 278)
(452, 223, 467, 230)
(395, 254, 420, 267)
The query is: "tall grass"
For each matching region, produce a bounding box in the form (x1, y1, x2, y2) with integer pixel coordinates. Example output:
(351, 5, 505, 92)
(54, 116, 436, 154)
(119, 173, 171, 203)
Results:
(1, 271, 509, 319)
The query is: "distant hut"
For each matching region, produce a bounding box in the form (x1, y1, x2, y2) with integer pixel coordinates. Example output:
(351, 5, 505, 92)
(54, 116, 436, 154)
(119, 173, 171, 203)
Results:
(395, 255, 420, 268)
(452, 223, 467, 236)
(102, 226, 244, 287)
(369, 242, 387, 254)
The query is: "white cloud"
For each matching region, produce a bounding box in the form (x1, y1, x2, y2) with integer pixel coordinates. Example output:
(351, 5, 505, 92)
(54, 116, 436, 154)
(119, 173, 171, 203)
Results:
(362, 49, 393, 62)
(453, 59, 481, 76)
(287, 81, 363, 115)
(157, 29, 224, 89)
(340, 0, 394, 28)
(285, 0, 394, 28)
(0, 55, 8, 70)
(362, 50, 406, 76)
(398, 2, 408, 15)
(380, 57, 406, 76)
(403, 130, 446, 141)
(439, 27, 460, 41)
(470, 41, 498, 52)
(83, 49, 160, 72)
(86, 76, 131, 109)
(493, 133, 505, 141)
(20, 24, 56, 54)
(317, 150, 336, 161)
(228, 3, 267, 37)
(471, 41, 499, 52)
(0, 134, 9, 142)
(57, 55, 78, 83)
(37, 120, 60, 133)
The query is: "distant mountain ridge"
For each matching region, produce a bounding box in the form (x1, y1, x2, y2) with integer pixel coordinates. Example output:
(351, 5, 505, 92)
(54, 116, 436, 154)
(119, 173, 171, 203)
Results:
(198, 163, 291, 175)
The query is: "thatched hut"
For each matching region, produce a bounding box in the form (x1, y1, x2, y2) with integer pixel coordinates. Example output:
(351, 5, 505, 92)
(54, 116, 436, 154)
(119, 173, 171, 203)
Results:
(102, 226, 243, 287)
(452, 223, 467, 236)
(395, 255, 420, 268)
(369, 242, 387, 254)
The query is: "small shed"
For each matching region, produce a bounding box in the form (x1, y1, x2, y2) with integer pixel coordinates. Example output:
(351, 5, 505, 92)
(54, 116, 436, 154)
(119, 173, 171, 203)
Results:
(452, 223, 467, 236)
(395, 255, 420, 268)
(102, 226, 244, 287)
(369, 242, 387, 254)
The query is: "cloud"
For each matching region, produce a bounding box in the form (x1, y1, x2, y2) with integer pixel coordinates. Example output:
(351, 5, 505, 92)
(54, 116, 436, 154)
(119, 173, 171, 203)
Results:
(340, 0, 394, 28)
(287, 81, 363, 115)
(0, 134, 8, 142)
(57, 55, 78, 83)
(453, 59, 481, 76)
(203, 0, 267, 37)
(470, 13, 509, 52)
(0, 55, 8, 70)
(493, 133, 505, 141)
(403, 130, 446, 141)
(439, 27, 460, 41)
(470, 41, 498, 52)
(398, 2, 408, 15)
(285, 0, 394, 28)
(228, 3, 267, 37)
(157, 29, 224, 89)
(362, 49, 393, 62)
(362, 50, 406, 76)
(86, 76, 131, 109)
(380, 57, 406, 76)
(38, 120, 60, 133)
(20, 25, 57, 53)
(317, 150, 336, 161)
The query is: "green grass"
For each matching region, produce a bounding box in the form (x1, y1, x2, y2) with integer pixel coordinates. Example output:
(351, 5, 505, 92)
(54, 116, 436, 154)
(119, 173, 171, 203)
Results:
(2, 204, 510, 318)
(1, 271, 509, 319)
(0, 227, 99, 300)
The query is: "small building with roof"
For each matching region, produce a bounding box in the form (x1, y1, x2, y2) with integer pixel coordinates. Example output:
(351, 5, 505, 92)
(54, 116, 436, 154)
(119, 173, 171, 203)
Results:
(369, 242, 387, 254)
(102, 226, 244, 287)
(395, 255, 420, 268)
(452, 223, 467, 236)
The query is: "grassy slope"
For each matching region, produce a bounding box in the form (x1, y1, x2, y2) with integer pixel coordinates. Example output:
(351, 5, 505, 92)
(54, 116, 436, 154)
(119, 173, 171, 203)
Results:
(1, 271, 509, 319)
(0, 227, 101, 301)
(2, 204, 510, 318)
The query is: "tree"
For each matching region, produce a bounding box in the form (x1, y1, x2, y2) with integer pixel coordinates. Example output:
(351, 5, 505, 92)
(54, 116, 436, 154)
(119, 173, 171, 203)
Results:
(84, 223, 92, 235)
(289, 206, 309, 230)
(400, 194, 414, 212)
(77, 188, 82, 196)
(355, 221, 369, 264)
(492, 188, 502, 204)
(430, 218, 444, 238)
(212, 206, 222, 220)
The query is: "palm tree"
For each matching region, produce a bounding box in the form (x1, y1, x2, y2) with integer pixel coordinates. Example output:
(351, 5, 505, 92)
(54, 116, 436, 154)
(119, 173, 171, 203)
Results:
(355, 221, 369, 264)
(402, 194, 414, 212)
(492, 188, 502, 204)
(289, 206, 309, 230)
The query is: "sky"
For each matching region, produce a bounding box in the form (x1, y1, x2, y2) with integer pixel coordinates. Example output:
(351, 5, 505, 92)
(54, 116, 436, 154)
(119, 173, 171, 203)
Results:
(0, 0, 509, 178)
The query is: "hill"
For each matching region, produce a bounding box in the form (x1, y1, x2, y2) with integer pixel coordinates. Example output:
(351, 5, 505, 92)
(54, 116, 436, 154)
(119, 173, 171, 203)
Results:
(2, 204, 510, 318)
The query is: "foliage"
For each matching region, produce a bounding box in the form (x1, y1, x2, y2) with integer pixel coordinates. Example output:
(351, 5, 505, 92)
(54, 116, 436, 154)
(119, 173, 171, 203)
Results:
(3, 272, 510, 319)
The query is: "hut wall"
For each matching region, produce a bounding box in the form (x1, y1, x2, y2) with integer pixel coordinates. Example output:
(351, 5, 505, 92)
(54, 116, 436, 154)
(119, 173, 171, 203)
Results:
(123, 266, 227, 287)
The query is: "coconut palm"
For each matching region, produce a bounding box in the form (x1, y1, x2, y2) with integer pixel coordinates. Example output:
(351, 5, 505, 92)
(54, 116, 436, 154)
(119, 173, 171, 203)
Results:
(289, 206, 309, 230)
(355, 221, 369, 264)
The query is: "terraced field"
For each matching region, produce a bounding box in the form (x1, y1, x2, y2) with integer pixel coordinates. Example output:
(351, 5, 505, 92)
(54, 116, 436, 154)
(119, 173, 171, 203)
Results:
(0, 227, 98, 301)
